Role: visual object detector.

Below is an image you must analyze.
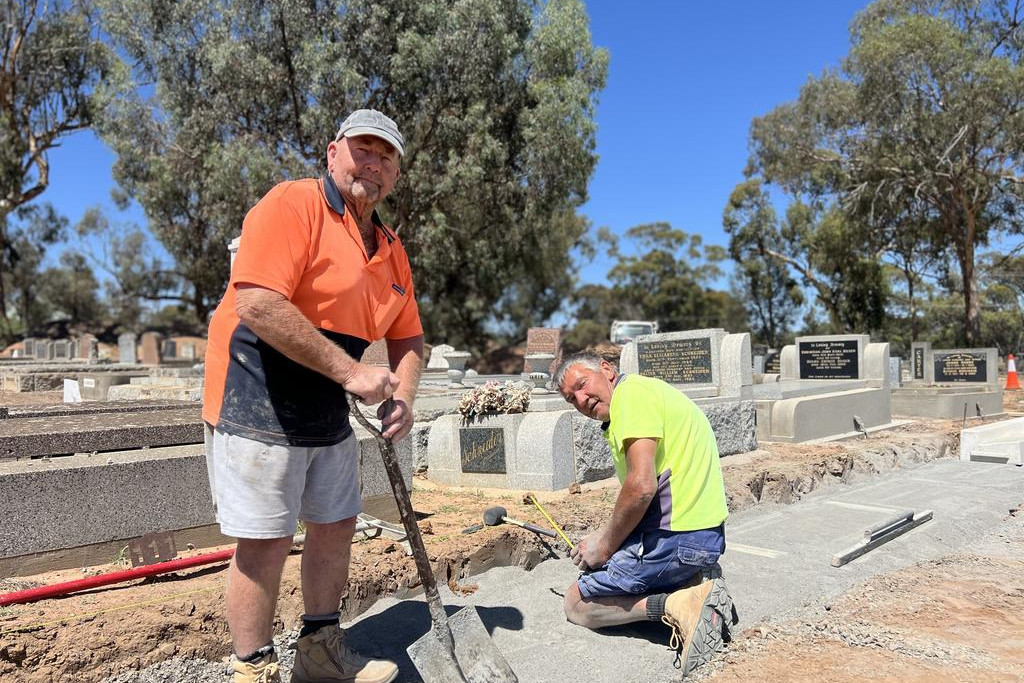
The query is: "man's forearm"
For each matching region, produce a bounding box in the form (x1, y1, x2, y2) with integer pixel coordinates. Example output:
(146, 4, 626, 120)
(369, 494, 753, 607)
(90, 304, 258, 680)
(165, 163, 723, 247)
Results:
(602, 479, 655, 555)
(387, 335, 424, 405)
(236, 286, 356, 385)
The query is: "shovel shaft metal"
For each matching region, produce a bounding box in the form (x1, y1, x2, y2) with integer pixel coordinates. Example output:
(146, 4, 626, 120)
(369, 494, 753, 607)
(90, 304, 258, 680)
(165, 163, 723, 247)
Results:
(347, 396, 468, 682)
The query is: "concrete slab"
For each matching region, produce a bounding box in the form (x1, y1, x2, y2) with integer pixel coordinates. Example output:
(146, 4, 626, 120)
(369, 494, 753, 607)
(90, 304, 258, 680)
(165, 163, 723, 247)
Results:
(343, 458, 1024, 682)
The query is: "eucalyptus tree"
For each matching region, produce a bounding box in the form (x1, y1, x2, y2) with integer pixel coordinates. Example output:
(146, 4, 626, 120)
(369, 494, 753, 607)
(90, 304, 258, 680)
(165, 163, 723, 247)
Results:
(605, 222, 740, 334)
(722, 179, 804, 346)
(0, 0, 115, 338)
(745, 0, 1024, 345)
(97, 0, 607, 348)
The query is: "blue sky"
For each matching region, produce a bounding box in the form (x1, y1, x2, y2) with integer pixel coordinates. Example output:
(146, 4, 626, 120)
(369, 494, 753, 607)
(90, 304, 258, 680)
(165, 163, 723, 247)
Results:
(41, 1, 873, 289)
(579, 0, 872, 284)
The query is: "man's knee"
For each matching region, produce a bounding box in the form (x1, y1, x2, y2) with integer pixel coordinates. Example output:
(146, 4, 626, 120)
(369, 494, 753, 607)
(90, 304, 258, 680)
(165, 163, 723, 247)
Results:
(563, 582, 593, 628)
(233, 536, 293, 575)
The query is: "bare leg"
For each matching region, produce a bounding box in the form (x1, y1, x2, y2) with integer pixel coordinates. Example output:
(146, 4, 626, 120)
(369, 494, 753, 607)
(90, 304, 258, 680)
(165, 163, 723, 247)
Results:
(227, 536, 294, 656)
(563, 581, 650, 629)
(300, 517, 357, 615)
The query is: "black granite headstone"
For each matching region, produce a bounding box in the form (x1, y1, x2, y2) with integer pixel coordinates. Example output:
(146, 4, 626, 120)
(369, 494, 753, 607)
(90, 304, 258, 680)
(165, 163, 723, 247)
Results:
(798, 339, 859, 380)
(460, 428, 506, 474)
(637, 337, 713, 384)
(933, 352, 986, 383)
(764, 351, 781, 374)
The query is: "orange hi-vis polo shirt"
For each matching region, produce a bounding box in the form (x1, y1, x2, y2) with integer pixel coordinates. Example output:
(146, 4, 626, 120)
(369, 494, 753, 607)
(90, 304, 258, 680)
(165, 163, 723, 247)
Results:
(202, 176, 423, 446)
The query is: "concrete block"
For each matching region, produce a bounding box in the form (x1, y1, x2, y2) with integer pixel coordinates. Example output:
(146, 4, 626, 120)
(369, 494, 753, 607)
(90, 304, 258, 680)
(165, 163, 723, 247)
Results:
(426, 411, 575, 490)
(765, 387, 892, 443)
(960, 417, 1024, 465)
(892, 386, 1004, 419)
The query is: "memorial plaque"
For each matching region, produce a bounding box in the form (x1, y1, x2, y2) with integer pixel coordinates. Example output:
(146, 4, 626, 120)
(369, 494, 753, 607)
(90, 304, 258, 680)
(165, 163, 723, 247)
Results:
(933, 351, 986, 383)
(798, 339, 859, 379)
(912, 347, 925, 380)
(637, 337, 713, 384)
(460, 428, 506, 474)
(764, 351, 781, 374)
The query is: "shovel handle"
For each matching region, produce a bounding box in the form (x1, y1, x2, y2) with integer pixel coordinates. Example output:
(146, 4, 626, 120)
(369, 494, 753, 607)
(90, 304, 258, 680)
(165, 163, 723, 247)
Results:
(347, 394, 468, 682)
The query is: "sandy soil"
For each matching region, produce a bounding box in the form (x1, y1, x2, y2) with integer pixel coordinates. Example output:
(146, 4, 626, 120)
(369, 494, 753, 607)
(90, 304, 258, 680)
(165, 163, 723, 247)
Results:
(0, 407, 1021, 682)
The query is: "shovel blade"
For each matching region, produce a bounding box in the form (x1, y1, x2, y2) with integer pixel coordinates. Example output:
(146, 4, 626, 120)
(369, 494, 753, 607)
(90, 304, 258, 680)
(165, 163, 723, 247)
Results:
(407, 606, 518, 683)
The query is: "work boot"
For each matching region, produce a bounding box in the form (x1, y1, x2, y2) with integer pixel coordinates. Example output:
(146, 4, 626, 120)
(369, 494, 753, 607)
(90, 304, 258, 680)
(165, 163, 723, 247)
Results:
(291, 623, 398, 683)
(662, 576, 737, 676)
(232, 650, 281, 683)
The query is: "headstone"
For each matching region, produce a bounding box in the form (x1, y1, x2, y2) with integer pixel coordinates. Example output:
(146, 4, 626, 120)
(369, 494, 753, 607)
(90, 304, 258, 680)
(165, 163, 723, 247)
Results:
(62, 379, 82, 403)
(361, 339, 390, 367)
(427, 343, 455, 369)
(53, 339, 71, 360)
(523, 328, 562, 374)
(753, 355, 765, 374)
(181, 342, 196, 360)
(764, 349, 781, 374)
(75, 334, 97, 360)
(69, 339, 80, 359)
(140, 332, 163, 365)
(620, 328, 753, 399)
(910, 341, 931, 383)
(37, 339, 54, 360)
(162, 339, 178, 359)
(118, 333, 137, 364)
(22, 338, 35, 358)
(889, 357, 902, 388)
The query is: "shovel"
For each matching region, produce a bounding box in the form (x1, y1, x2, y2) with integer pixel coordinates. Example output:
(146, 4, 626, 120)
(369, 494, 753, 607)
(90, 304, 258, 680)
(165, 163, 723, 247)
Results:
(347, 394, 518, 683)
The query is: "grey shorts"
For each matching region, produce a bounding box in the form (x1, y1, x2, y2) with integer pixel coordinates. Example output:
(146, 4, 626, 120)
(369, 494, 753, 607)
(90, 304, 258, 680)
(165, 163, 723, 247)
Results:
(205, 425, 362, 539)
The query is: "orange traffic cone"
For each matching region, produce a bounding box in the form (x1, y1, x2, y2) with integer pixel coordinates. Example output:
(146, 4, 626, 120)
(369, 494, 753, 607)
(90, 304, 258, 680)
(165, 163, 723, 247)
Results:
(1006, 354, 1021, 390)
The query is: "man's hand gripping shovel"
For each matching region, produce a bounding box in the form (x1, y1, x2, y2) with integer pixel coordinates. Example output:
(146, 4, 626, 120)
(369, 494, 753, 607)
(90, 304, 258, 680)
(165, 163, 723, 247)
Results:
(347, 394, 518, 683)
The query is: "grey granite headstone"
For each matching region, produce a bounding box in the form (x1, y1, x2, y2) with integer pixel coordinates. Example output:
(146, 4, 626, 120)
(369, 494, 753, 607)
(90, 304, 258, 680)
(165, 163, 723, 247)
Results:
(53, 339, 70, 359)
(162, 339, 177, 358)
(118, 333, 137, 364)
(22, 338, 36, 358)
(37, 340, 54, 360)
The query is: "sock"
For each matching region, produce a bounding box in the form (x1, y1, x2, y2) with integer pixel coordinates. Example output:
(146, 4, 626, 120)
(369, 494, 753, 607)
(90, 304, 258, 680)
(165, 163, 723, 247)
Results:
(300, 612, 341, 638)
(238, 643, 275, 663)
(646, 593, 668, 621)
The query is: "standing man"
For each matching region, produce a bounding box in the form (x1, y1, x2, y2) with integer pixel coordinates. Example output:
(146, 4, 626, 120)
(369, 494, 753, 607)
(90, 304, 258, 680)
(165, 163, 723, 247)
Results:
(203, 109, 422, 683)
(554, 351, 738, 676)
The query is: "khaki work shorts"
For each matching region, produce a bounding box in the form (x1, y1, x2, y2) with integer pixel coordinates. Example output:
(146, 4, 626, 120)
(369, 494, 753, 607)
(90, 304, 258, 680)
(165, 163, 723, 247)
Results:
(205, 425, 362, 539)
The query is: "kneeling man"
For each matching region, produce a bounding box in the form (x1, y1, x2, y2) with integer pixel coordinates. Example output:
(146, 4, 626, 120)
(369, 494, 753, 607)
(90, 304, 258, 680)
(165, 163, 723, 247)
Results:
(555, 351, 738, 675)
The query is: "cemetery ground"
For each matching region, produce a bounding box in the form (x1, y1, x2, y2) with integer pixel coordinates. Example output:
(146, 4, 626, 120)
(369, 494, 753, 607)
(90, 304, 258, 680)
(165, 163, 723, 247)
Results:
(0, 392, 1022, 681)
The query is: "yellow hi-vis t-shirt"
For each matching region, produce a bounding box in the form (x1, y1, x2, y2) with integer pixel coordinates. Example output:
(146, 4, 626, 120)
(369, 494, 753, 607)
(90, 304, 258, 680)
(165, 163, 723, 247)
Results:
(604, 374, 729, 532)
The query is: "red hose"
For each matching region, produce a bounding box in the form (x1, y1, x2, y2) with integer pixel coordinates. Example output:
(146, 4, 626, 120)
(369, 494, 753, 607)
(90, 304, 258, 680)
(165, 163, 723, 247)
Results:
(0, 548, 235, 607)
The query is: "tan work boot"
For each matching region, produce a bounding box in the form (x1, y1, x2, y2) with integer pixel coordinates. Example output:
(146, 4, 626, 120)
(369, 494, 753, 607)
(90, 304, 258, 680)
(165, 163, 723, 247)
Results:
(232, 650, 281, 683)
(291, 623, 398, 683)
(662, 576, 735, 676)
